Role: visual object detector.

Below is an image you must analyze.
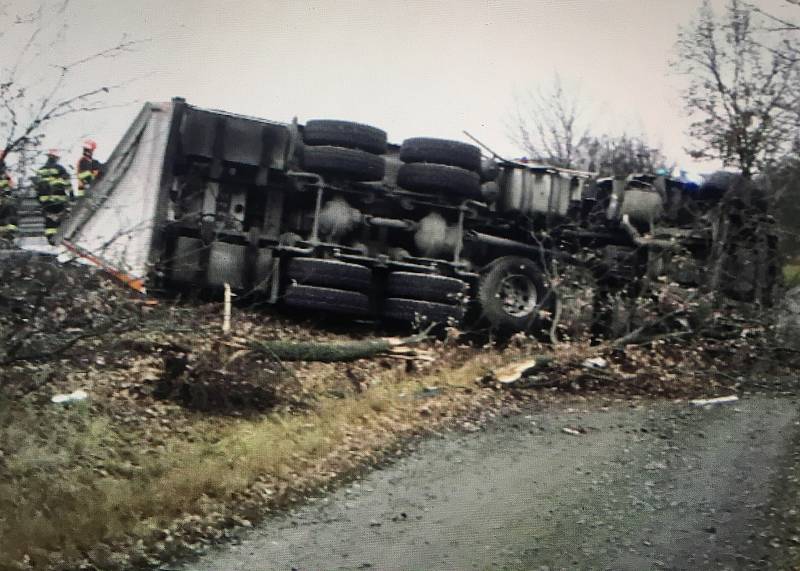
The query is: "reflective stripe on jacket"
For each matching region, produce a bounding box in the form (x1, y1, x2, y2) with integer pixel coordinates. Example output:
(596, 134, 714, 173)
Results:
(36, 162, 71, 200)
(38, 194, 70, 203)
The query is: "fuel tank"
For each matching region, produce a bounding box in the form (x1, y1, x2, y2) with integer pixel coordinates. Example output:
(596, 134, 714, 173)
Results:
(497, 165, 586, 218)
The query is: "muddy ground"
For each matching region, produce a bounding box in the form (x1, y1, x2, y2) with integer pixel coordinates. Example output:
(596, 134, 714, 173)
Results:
(186, 392, 800, 571)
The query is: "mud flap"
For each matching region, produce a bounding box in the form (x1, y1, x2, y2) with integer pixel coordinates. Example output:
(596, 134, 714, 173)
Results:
(170, 237, 204, 284)
(206, 241, 246, 290)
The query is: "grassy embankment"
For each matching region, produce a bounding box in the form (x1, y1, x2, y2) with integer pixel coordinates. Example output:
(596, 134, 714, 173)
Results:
(0, 343, 509, 570)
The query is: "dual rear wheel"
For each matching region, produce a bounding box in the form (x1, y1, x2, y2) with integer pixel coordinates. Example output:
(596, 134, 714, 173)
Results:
(282, 258, 467, 326)
(281, 256, 552, 333)
(301, 119, 387, 182)
(383, 272, 467, 326)
(283, 258, 372, 316)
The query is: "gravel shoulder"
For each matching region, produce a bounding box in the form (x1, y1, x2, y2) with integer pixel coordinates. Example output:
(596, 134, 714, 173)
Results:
(187, 395, 799, 571)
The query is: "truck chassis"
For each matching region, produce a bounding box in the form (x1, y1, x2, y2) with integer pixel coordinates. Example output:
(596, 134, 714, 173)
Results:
(58, 98, 776, 334)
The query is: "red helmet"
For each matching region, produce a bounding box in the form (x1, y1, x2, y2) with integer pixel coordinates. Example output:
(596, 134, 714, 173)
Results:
(83, 139, 97, 151)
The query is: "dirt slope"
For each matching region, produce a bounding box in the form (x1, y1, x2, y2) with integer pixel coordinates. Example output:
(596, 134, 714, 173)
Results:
(187, 395, 799, 571)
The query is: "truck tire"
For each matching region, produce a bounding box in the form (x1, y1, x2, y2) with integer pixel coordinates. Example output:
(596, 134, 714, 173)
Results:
(386, 272, 467, 304)
(287, 258, 372, 291)
(303, 120, 388, 155)
(302, 145, 385, 182)
(383, 298, 464, 325)
(283, 284, 370, 316)
(477, 256, 553, 333)
(399, 137, 481, 172)
(396, 163, 481, 198)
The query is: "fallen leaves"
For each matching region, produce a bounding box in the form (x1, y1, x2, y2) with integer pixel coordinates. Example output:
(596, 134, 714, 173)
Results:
(0, 252, 793, 571)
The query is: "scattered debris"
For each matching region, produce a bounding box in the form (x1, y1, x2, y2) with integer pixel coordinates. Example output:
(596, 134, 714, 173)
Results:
(51, 389, 88, 404)
(689, 395, 739, 407)
(485, 356, 553, 386)
(582, 357, 608, 370)
(562, 427, 584, 436)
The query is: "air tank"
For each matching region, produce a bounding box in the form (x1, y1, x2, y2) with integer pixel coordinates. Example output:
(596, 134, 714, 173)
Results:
(619, 186, 664, 226)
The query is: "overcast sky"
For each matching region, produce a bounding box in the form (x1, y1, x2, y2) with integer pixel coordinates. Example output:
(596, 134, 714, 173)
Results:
(2, 0, 793, 174)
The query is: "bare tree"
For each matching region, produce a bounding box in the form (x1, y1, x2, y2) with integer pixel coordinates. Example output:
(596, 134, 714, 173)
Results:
(0, 0, 142, 161)
(745, 1, 800, 37)
(579, 133, 672, 177)
(509, 74, 590, 168)
(674, 0, 800, 177)
(0, 1, 148, 366)
(509, 75, 672, 176)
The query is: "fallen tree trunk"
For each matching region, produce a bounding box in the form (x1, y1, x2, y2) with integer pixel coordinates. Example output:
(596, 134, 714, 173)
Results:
(248, 330, 432, 363)
(250, 339, 394, 362)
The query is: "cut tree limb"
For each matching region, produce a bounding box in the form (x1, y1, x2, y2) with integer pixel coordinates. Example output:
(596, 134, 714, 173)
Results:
(248, 329, 433, 363)
(486, 328, 692, 391)
(486, 356, 554, 385)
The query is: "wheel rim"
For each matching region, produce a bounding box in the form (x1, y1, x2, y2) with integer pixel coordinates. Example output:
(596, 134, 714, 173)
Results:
(498, 273, 538, 317)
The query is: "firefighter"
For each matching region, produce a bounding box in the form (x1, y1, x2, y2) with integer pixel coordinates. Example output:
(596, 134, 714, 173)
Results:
(0, 151, 17, 236)
(0, 150, 12, 193)
(36, 149, 71, 241)
(75, 139, 101, 198)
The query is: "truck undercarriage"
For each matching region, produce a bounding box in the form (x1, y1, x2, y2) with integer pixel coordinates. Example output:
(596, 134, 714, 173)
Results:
(56, 98, 778, 334)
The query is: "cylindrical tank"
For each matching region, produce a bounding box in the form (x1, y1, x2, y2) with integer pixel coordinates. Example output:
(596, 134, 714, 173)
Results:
(498, 167, 572, 217)
(620, 188, 664, 226)
(414, 212, 460, 257)
(318, 196, 361, 240)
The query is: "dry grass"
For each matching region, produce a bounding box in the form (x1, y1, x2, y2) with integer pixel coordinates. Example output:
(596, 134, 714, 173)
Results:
(0, 350, 507, 570)
(0, 316, 745, 570)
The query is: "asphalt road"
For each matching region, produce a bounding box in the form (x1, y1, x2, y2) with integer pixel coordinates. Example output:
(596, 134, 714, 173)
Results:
(187, 395, 799, 571)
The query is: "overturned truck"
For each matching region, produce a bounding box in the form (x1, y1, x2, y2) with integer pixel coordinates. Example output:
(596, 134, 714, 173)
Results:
(58, 98, 777, 334)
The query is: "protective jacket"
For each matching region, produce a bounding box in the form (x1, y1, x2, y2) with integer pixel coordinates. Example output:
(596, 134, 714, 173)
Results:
(36, 157, 71, 204)
(76, 152, 102, 197)
(0, 164, 17, 234)
(37, 156, 71, 238)
(0, 162, 12, 195)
